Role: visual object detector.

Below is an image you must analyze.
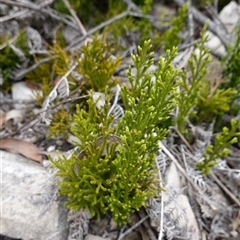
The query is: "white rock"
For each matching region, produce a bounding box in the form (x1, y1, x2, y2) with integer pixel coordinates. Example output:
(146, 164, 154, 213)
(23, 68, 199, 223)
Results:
(0, 150, 69, 240)
(219, 1, 240, 33)
(205, 1, 240, 55)
(11, 82, 41, 101)
(205, 30, 226, 56)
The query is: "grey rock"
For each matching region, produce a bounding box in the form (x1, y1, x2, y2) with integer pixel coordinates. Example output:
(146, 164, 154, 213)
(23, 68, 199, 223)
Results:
(1, 150, 69, 240)
(85, 234, 110, 240)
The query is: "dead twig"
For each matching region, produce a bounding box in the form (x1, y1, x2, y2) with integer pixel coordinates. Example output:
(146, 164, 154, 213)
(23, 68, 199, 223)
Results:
(67, 9, 130, 51)
(117, 215, 149, 240)
(0, 0, 79, 30)
(61, 0, 87, 35)
(206, 4, 228, 34)
(187, 0, 194, 42)
(210, 172, 240, 207)
(154, 149, 164, 240)
(139, 209, 157, 240)
(9, 95, 88, 137)
(11, 57, 52, 80)
(173, 0, 230, 47)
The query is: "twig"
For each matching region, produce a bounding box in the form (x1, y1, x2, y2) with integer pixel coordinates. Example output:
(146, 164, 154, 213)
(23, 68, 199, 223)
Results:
(173, 127, 194, 152)
(122, 0, 167, 31)
(67, 9, 130, 51)
(12, 57, 52, 80)
(139, 209, 157, 240)
(0, 8, 29, 22)
(214, 0, 219, 11)
(158, 141, 192, 183)
(38, 187, 59, 219)
(0, 33, 19, 50)
(155, 149, 164, 240)
(187, 0, 194, 42)
(173, 0, 229, 47)
(10, 95, 88, 137)
(0, 0, 79, 30)
(0, 98, 36, 104)
(122, 0, 141, 12)
(0, 0, 54, 10)
(117, 215, 149, 240)
(128, 11, 168, 31)
(210, 171, 240, 207)
(61, 0, 87, 35)
(29, 50, 53, 55)
(206, 4, 228, 34)
(108, 84, 121, 117)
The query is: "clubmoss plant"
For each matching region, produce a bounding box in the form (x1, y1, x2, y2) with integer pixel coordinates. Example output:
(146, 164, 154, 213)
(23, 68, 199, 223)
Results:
(197, 119, 240, 174)
(161, 3, 188, 51)
(78, 35, 121, 92)
(47, 107, 73, 139)
(51, 40, 181, 225)
(222, 23, 240, 114)
(25, 41, 75, 104)
(195, 79, 237, 122)
(26, 36, 121, 138)
(176, 25, 211, 132)
(1, 31, 29, 85)
(223, 24, 240, 92)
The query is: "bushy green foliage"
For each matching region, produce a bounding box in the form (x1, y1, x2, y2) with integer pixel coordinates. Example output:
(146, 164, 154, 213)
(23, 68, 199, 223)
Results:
(26, 40, 76, 104)
(103, 1, 136, 40)
(161, 3, 188, 51)
(78, 36, 121, 92)
(54, 0, 104, 24)
(51, 40, 180, 225)
(0, 31, 29, 84)
(176, 25, 238, 131)
(26, 36, 121, 138)
(222, 23, 240, 108)
(196, 79, 237, 122)
(176, 27, 211, 132)
(47, 108, 73, 139)
(197, 119, 240, 174)
(119, 42, 180, 133)
(25, 60, 54, 105)
(54, 0, 152, 26)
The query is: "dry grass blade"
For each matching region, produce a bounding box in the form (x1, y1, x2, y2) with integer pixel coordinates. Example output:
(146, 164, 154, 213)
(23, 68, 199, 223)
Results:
(0, 138, 42, 163)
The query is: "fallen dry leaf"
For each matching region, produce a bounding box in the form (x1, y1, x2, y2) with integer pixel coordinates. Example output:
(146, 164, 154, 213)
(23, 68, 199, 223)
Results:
(0, 138, 42, 163)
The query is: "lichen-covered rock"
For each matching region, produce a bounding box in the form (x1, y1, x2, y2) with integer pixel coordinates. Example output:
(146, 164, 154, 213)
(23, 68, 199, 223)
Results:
(1, 150, 69, 240)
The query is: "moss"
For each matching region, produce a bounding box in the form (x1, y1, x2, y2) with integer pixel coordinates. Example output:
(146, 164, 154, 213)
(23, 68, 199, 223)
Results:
(78, 35, 121, 92)
(51, 40, 180, 224)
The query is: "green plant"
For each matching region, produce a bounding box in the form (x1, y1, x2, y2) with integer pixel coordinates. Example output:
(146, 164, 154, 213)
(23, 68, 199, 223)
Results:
(195, 79, 237, 122)
(47, 108, 73, 139)
(176, 25, 211, 132)
(78, 36, 121, 92)
(223, 24, 240, 92)
(222, 23, 240, 114)
(25, 41, 75, 104)
(197, 119, 240, 174)
(0, 31, 29, 84)
(54, 0, 105, 25)
(160, 3, 188, 51)
(51, 40, 181, 225)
